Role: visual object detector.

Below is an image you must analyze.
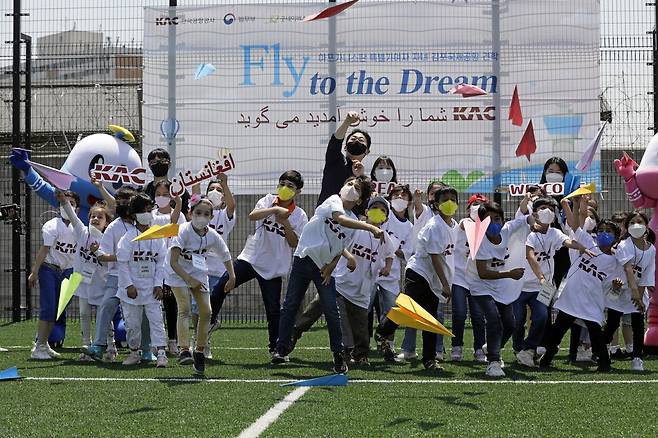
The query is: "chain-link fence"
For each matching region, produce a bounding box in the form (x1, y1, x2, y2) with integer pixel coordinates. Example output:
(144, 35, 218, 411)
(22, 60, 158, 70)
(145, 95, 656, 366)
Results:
(0, 0, 655, 321)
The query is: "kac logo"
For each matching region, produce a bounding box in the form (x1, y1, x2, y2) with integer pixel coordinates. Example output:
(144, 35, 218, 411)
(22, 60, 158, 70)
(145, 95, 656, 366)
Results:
(224, 13, 235, 25)
(155, 16, 179, 26)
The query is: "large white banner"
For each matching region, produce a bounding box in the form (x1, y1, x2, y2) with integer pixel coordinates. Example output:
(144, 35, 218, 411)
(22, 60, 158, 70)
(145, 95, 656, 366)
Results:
(143, 1, 600, 194)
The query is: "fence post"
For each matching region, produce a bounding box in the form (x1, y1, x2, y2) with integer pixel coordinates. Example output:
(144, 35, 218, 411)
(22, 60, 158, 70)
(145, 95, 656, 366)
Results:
(22, 32, 32, 320)
(653, 2, 658, 135)
(11, 0, 23, 322)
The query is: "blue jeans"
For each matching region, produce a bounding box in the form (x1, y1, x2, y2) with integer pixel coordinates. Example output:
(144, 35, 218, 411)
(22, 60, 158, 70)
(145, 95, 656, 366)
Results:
(471, 294, 516, 363)
(451, 284, 486, 350)
(400, 302, 445, 354)
(275, 256, 343, 355)
(210, 259, 283, 351)
(512, 291, 548, 352)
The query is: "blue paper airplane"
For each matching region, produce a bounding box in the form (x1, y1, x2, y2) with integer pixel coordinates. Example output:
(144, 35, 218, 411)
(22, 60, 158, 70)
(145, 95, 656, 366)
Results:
(563, 173, 581, 197)
(281, 373, 348, 387)
(0, 367, 21, 381)
(194, 63, 216, 80)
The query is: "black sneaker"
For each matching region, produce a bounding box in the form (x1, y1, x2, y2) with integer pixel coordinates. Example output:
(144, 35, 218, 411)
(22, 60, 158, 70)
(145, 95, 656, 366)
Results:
(610, 349, 627, 360)
(271, 350, 287, 365)
(333, 352, 349, 374)
(375, 331, 400, 363)
(423, 359, 444, 371)
(193, 351, 205, 375)
(596, 363, 612, 373)
(178, 350, 193, 365)
(349, 356, 370, 367)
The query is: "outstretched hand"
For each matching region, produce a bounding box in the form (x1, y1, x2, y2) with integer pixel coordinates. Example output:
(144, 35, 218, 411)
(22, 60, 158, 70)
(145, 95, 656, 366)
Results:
(9, 149, 31, 173)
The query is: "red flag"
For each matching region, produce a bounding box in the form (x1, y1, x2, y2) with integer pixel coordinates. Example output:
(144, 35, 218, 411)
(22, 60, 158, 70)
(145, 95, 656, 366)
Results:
(515, 120, 536, 161)
(508, 85, 523, 126)
(303, 0, 359, 22)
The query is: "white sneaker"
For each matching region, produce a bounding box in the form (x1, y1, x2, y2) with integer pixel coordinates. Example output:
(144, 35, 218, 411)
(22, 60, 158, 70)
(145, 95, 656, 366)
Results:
(30, 343, 51, 360)
(631, 357, 644, 371)
(486, 361, 505, 377)
(536, 346, 546, 356)
(103, 345, 118, 363)
(396, 350, 418, 361)
(516, 349, 537, 368)
(451, 346, 463, 361)
(46, 344, 61, 359)
(167, 340, 179, 357)
(78, 353, 92, 362)
(474, 349, 487, 363)
(156, 351, 168, 368)
(204, 340, 213, 359)
(122, 350, 141, 366)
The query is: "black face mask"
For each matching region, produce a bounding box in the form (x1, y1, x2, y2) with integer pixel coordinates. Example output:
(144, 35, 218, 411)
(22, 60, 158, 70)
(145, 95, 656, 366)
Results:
(116, 204, 130, 219)
(150, 162, 169, 178)
(346, 140, 367, 157)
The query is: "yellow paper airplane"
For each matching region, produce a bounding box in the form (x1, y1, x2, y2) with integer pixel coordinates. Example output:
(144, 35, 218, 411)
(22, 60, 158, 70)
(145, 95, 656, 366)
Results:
(387, 307, 454, 336)
(564, 182, 596, 200)
(56, 272, 84, 319)
(132, 223, 179, 241)
(394, 294, 454, 337)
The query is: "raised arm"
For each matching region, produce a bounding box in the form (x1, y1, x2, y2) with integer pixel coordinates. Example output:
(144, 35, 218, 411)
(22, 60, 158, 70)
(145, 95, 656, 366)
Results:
(217, 173, 235, 219)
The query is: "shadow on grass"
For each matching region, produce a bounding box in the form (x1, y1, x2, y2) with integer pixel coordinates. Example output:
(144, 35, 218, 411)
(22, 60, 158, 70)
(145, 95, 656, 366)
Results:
(387, 417, 445, 432)
(121, 406, 164, 415)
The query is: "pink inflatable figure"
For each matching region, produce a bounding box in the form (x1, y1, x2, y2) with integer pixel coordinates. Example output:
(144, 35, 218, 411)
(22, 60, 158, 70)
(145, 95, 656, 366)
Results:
(614, 134, 658, 348)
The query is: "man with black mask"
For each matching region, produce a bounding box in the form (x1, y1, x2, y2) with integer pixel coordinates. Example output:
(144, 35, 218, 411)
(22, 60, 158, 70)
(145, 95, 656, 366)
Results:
(144, 148, 191, 215)
(317, 111, 371, 216)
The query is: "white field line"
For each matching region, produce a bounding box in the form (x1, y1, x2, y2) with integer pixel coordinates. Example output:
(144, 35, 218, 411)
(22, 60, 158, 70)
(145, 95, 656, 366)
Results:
(237, 387, 309, 438)
(19, 376, 658, 385)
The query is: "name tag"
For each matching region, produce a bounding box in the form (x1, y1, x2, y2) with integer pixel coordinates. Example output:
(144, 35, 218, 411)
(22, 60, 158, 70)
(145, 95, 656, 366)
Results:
(138, 262, 153, 278)
(192, 254, 207, 271)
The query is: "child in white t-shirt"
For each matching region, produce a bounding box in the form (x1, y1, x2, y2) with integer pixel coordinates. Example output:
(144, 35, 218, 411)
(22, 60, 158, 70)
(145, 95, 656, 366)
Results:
(57, 192, 113, 360)
(603, 211, 656, 371)
(377, 186, 459, 371)
(514, 196, 592, 367)
(539, 220, 621, 372)
(271, 176, 383, 374)
(116, 193, 168, 367)
(168, 197, 236, 375)
(334, 197, 398, 365)
(29, 191, 79, 360)
(466, 202, 530, 377)
(210, 171, 308, 356)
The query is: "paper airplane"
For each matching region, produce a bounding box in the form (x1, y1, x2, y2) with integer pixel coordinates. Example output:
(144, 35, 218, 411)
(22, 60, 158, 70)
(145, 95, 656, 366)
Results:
(281, 373, 348, 387)
(0, 367, 21, 381)
(57, 272, 83, 320)
(563, 173, 582, 197)
(303, 0, 359, 21)
(463, 215, 491, 261)
(25, 159, 77, 190)
(394, 294, 454, 337)
(515, 120, 537, 161)
(132, 223, 179, 241)
(194, 63, 216, 80)
(564, 182, 596, 200)
(387, 307, 451, 336)
(576, 123, 606, 172)
(448, 83, 487, 97)
(508, 85, 523, 126)
(108, 124, 135, 143)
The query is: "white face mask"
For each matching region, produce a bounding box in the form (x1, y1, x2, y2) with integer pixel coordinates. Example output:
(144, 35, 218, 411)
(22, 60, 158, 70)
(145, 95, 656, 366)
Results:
(59, 206, 70, 221)
(374, 168, 393, 183)
(628, 223, 647, 239)
(207, 190, 224, 208)
(537, 209, 555, 225)
(469, 205, 480, 221)
(583, 216, 597, 232)
(192, 214, 211, 229)
(155, 196, 171, 209)
(340, 185, 360, 202)
(545, 172, 563, 183)
(88, 224, 103, 240)
(390, 198, 408, 212)
(135, 212, 153, 226)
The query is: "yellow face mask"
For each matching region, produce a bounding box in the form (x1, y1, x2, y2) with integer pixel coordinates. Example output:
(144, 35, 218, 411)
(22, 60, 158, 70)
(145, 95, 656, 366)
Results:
(367, 208, 387, 224)
(438, 200, 458, 216)
(277, 186, 296, 201)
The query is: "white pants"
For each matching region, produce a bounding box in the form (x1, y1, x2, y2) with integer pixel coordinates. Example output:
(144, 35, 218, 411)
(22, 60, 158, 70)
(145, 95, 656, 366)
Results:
(121, 301, 166, 351)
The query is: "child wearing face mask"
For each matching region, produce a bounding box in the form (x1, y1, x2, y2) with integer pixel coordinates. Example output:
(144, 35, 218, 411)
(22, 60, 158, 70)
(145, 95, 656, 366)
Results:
(377, 186, 459, 371)
(189, 174, 235, 359)
(145, 148, 192, 216)
(271, 176, 383, 374)
(515, 197, 593, 368)
(209, 171, 308, 358)
(370, 155, 398, 184)
(28, 191, 80, 360)
(116, 193, 169, 368)
(333, 197, 398, 366)
(57, 192, 113, 361)
(539, 219, 622, 372)
(466, 202, 532, 377)
(167, 197, 236, 375)
(603, 211, 655, 371)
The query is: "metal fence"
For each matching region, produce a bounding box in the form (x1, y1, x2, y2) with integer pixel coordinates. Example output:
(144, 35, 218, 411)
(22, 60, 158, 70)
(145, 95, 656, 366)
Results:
(0, 0, 656, 321)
